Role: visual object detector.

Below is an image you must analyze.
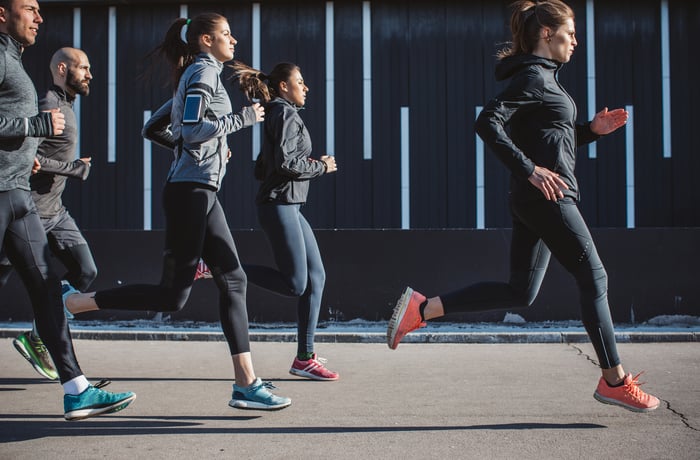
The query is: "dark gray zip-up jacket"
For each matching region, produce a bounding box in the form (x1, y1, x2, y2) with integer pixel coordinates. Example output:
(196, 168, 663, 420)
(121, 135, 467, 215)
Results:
(256, 97, 326, 205)
(475, 54, 599, 203)
(31, 85, 90, 217)
(166, 52, 256, 190)
(0, 33, 55, 192)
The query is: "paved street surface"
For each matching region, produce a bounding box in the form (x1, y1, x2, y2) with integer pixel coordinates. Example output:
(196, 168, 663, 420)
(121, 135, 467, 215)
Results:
(1, 339, 698, 459)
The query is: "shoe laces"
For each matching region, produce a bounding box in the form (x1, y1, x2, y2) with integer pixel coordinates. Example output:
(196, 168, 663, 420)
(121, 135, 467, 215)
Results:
(261, 381, 277, 390)
(29, 336, 49, 354)
(623, 372, 649, 400)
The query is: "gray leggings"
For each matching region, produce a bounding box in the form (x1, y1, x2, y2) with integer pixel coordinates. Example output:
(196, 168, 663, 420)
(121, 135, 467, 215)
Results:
(441, 198, 620, 369)
(245, 203, 326, 355)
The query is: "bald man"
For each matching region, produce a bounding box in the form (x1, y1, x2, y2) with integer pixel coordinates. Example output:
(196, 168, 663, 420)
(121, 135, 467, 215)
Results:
(5, 47, 98, 381)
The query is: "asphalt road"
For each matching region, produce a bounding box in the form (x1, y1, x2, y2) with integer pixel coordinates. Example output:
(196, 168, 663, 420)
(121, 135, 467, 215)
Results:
(1, 339, 698, 459)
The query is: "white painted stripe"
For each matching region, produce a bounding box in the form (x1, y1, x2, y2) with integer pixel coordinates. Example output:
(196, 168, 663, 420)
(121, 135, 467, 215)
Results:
(73, 8, 81, 159)
(401, 107, 410, 229)
(107, 7, 116, 163)
(179, 4, 187, 18)
(73, 8, 81, 47)
(362, 1, 372, 160)
(326, 2, 335, 155)
(475, 106, 485, 229)
(143, 110, 152, 230)
(586, 0, 597, 159)
(626, 105, 635, 229)
(252, 3, 261, 161)
(660, 0, 672, 158)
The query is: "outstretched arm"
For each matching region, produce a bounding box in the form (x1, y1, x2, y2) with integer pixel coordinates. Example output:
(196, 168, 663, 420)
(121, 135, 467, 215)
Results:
(590, 107, 628, 135)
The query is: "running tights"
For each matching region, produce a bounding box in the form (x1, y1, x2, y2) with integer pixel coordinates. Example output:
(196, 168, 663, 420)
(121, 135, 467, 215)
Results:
(440, 198, 620, 369)
(245, 203, 326, 355)
(93, 182, 251, 354)
(0, 189, 82, 383)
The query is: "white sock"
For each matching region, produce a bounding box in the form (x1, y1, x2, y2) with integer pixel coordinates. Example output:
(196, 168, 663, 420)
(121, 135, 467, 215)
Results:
(63, 375, 90, 395)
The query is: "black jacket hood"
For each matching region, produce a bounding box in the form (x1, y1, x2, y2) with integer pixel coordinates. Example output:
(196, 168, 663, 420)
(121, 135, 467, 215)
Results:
(495, 54, 560, 81)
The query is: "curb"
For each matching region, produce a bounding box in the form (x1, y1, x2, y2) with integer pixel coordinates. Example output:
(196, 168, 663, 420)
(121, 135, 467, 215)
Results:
(0, 328, 697, 344)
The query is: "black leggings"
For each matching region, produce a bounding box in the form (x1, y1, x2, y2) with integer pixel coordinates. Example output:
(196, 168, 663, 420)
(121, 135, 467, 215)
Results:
(94, 182, 250, 354)
(0, 189, 82, 383)
(441, 198, 620, 369)
(245, 203, 326, 355)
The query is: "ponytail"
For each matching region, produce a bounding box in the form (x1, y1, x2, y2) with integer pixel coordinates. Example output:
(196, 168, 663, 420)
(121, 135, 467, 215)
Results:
(498, 0, 574, 59)
(231, 61, 300, 104)
(149, 13, 227, 89)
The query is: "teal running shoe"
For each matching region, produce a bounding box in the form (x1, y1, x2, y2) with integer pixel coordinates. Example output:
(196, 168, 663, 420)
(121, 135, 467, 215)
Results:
(64, 386, 136, 421)
(229, 378, 291, 410)
(13, 331, 59, 380)
(60, 281, 78, 319)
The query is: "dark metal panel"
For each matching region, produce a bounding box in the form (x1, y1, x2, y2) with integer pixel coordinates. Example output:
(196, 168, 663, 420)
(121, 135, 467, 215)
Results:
(594, 0, 662, 227)
(478, 1, 514, 228)
(669, 2, 700, 227)
(407, 3, 449, 228)
(371, 2, 409, 228)
(333, 2, 371, 228)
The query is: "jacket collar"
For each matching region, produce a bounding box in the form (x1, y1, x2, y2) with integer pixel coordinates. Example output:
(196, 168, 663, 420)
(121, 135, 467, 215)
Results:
(0, 32, 24, 58)
(270, 96, 304, 112)
(49, 84, 76, 104)
(197, 52, 224, 73)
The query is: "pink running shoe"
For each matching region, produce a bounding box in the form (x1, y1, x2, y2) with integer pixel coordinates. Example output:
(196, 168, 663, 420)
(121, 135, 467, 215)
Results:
(387, 287, 427, 349)
(194, 259, 212, 281)
(289, 354, 339, 381)
(593, 372, 660, 412)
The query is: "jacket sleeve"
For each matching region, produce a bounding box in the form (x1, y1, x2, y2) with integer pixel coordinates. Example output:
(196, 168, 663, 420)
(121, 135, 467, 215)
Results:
(575, 122, 601, 146)
(474, 70, 541, 180)
(271, 110, 325, 179)
(35, 153, 90, 180)
(0, 111, 54, 139)
(143, 99, 176, 149)
(180, 69, 256, 145)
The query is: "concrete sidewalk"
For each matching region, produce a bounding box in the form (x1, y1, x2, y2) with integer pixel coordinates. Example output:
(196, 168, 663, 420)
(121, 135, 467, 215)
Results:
(1, 320, 699, 344)
(1, 339, 699, 459)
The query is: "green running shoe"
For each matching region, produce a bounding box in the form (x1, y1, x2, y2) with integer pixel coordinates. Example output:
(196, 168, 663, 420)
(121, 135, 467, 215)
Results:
(64, 386, 136, 421)
(13, 331, 59, 380)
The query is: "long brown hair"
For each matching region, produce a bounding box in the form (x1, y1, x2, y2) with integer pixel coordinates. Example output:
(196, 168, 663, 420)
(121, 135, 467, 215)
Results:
(498, 0, 574, 59)
(231, 61, 300, 104)
(150, 13, 227, 89)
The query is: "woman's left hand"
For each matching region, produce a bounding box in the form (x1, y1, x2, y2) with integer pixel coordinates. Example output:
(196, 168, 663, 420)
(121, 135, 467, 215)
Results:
(590, 107, 628, 135)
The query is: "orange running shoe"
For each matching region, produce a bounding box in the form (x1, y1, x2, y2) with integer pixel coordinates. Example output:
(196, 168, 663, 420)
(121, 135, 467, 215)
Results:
(387, 287, 427, 349)
(593, 372, 660, 412)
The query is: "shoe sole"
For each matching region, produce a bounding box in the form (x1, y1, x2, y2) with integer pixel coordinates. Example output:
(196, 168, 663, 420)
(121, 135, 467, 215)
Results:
(64, 394, 137, 421)
(387, 287, 413, 349)
(228, 399, 291, 410)
(289, 368, 339, 381)
(593, 391, 659, 413)
(12, 339, 58, 381)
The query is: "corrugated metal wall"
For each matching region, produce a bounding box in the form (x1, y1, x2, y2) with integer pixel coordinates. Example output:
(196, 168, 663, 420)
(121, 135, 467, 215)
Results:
(20, 0, 700, 230)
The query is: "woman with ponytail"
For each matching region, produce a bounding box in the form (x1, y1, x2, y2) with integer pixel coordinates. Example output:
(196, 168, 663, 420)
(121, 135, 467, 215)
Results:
(61, 13, 291, 411)
(387, 0, 660, 413)
(232, 61, 340, 381)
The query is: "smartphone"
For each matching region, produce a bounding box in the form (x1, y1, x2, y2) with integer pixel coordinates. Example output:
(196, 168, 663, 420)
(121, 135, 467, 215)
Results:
(182, 94, 203, 123)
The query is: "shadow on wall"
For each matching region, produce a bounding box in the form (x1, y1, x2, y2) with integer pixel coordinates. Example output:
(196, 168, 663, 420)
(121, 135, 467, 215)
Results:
(1, 229, 698, 324)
